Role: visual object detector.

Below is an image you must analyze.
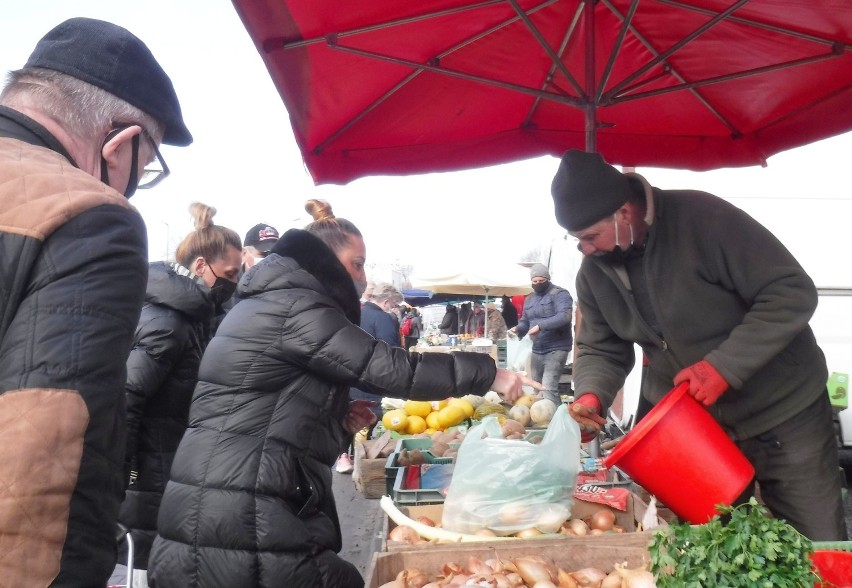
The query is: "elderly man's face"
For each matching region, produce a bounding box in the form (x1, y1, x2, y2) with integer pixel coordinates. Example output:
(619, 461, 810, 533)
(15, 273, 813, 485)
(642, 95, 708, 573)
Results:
(570, 215, 618, 257)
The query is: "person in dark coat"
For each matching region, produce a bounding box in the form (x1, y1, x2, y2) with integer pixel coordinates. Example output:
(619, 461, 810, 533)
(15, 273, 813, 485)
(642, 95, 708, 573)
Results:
(147, 199, 535, 588)
(0, 17, 191, 586)
(438, 303, 459, 334)
(501, 295, 519, 329)
(336, 282, 403, 473)
(114, 203, 241, 585)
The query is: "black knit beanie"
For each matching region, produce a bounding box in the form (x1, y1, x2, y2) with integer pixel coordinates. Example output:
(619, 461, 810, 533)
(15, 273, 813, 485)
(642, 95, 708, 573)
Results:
(551, 150, 635, 231)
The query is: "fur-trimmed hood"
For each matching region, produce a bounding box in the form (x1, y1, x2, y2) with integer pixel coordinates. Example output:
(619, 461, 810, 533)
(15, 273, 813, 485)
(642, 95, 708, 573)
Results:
(239, 229, 361, 324)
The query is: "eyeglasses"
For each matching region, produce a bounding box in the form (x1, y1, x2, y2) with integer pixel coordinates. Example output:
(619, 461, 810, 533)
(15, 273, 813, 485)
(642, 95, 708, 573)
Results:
(137, 128, 170, 190)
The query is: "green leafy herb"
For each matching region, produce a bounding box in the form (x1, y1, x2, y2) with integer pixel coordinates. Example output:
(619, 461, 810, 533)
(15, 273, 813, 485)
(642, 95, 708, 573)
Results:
(649, 497, 819, 587)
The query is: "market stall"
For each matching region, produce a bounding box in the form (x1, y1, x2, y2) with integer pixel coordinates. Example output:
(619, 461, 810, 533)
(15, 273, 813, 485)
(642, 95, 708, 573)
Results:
(409, 259, 533, 364)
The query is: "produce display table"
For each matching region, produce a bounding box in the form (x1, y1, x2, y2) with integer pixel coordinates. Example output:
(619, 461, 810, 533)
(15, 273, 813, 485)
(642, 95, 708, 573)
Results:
(413, 344, 499, 363)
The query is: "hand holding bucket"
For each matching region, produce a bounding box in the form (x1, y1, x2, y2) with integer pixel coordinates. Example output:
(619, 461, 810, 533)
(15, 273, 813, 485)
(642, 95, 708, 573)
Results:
(604, 382, 754, 524)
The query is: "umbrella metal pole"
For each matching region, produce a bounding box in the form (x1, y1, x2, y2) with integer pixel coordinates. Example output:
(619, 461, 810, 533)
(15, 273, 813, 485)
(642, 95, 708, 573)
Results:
(584, 0, 597, 153)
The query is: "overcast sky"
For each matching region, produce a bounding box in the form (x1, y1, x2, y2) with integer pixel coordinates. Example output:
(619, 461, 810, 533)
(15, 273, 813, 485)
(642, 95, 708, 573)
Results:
(3, 1, 851, 289)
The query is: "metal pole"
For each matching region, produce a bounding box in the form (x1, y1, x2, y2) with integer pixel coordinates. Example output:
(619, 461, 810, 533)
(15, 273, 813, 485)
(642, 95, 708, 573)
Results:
(584, 0, 597, 153)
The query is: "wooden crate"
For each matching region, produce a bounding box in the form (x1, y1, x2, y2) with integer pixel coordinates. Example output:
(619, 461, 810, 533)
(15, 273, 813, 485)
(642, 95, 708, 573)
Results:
(353, 442, 388, 499)
(382, 492, 664, 553)
(366, 538, 650, 587)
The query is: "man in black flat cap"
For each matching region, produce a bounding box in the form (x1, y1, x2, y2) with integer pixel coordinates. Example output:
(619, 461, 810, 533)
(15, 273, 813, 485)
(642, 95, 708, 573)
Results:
(554, 149, 845, 541)
(0, 17, 191, 586)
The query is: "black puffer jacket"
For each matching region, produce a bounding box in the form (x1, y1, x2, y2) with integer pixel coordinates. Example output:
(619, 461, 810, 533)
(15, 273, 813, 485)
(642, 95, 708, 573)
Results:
(148, 230, 496, 588)
(118, 262, 216, 569)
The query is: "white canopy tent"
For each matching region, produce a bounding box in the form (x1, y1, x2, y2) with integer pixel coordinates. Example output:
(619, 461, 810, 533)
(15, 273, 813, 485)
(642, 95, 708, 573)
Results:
(410, 260, 532, 337)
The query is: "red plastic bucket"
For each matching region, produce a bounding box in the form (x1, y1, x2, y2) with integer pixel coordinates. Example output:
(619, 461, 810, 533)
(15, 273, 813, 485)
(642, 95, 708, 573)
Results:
(812, 550, 852, 587)
(604, 382, 754, 523)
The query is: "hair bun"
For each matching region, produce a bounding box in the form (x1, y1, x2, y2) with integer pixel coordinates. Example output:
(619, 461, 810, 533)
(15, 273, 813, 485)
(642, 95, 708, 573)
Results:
(305, 198, 335, 222)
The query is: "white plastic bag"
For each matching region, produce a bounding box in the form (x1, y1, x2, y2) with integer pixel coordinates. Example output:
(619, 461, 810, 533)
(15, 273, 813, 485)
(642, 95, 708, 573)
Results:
(441, 404, 580, 536)
(506, 333, 533, 372)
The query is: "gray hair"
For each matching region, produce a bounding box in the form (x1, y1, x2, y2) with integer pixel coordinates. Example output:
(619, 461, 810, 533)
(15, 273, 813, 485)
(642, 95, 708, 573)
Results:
(1, 68, 164, 143)
(370, 282, 402, 305)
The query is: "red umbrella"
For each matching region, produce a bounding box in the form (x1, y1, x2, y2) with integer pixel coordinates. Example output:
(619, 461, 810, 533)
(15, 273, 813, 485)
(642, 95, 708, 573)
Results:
(232, 0, 852, 185)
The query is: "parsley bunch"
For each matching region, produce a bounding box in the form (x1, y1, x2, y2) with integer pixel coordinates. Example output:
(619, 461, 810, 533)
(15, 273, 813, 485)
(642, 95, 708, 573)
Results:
(649, 497, 819, 587)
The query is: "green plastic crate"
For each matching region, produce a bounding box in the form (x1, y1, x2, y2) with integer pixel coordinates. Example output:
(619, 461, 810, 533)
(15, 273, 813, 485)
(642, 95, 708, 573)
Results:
(391, 464, 454, 506)
(384, 450, 453, 495)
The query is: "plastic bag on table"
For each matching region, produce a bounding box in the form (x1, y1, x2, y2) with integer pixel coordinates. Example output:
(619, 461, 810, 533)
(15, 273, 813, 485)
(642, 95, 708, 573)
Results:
(442, 404, 580, 536)
(506, 332, 533, 373)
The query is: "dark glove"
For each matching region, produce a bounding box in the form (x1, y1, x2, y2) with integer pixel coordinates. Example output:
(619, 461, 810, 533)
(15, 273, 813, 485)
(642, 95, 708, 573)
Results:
(674, 360, 729, 406)
(570, 393, 606, 443)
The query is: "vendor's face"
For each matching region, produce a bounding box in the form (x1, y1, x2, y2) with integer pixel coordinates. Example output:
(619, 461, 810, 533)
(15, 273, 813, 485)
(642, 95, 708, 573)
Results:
(570, 216, 617, 257)
(336, 234, 367, 283)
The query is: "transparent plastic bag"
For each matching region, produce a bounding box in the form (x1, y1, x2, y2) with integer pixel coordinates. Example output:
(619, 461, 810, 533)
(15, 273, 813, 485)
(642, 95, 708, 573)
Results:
(441, 404, 580, 536)
(506, 333, 533, 372)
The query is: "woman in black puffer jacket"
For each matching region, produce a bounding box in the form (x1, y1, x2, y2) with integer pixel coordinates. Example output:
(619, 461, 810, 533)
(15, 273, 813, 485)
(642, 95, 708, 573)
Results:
(147, 199, 534, 588)
(116, 203, 241, 583)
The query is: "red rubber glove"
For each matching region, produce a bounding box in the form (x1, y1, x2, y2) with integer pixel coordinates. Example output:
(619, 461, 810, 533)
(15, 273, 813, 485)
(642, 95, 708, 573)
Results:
(569, 394, 606, 443)
(674, 360, 729, 406)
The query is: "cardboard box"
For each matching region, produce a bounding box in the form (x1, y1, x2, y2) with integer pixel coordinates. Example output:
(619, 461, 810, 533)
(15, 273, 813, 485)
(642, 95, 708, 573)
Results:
(353, 442, 389, 499)
(366, 538, 650, 587)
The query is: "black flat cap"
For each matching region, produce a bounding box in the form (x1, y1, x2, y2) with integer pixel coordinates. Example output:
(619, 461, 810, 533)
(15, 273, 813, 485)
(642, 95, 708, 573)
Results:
(25, 17, 192, 146)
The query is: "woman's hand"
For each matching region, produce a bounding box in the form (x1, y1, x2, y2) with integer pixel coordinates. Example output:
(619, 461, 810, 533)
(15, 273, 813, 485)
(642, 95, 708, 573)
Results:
(343, 400, 377, 434)
(490, 369, 543, 404)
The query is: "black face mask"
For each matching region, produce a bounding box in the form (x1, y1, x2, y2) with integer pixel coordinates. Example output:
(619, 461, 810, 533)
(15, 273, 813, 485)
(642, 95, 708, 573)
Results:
(593, 244, 645, 264)
(532, 281, 550, 294)
(100, 129, 140, 198)
(208, 265, 237, 309)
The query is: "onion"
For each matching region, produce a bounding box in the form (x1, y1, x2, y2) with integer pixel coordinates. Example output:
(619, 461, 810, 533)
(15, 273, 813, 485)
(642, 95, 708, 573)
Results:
(468, 557, 496, 575)
(499, 502, 531, 526)
(571, 567, 607, 587)
(562, 518, 589, 536)
(397, 568, 429, 588)
(601, 570, 623, 588)
(513, 557, 554, 585)
(514, 527, 544, 538)
(474, 528, 497, 537)
(532, 582, 558, 588)
(614, 562, 658, 588)
(388, 524, 420, 544)
(588, 509, 617, 532)
(556, 568, 579, 588)
(416, 516, 437, 527)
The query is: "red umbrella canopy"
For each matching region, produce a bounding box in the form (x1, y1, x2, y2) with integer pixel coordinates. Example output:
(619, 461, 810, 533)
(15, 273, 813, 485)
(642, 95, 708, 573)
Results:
(232, 0, 852, 184)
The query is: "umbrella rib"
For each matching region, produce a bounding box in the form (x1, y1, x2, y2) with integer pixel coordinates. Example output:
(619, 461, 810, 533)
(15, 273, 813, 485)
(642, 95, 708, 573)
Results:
(313, 0, 565, 153)
(598, 0, 738, 134)
(596, 0, 640, 103)
(655, 0, 850, 49)
(524, 3, 584, 127)
(606, 0, 750, 99)
(313, 70, 424, 154)
(506, 0, 584, 97)
(325, 42, 587, 105)
(612, 50, 845, 106)
(271, 0, 508, 50)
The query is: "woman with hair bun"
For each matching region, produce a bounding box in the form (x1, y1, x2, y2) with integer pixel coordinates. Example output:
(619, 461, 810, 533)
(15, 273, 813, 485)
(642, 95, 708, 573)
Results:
(116, 202, 241, 586)
(149, 199, 540, 588)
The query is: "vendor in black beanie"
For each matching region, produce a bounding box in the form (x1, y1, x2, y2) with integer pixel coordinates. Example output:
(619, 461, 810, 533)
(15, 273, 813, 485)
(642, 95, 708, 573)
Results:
(553, 149, 846, 542)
